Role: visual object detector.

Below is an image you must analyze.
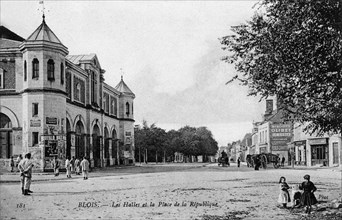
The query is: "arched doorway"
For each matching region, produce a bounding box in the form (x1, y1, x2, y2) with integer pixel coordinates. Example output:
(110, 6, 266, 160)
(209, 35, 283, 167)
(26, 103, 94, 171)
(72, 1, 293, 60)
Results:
(92, 124, 101, 167)
(104, 127, 109, 167)
(112, 129, 118, 165)
(66, 119, 71, 159)
(0, 113, 13, 158)
(75, 121, 85, 159)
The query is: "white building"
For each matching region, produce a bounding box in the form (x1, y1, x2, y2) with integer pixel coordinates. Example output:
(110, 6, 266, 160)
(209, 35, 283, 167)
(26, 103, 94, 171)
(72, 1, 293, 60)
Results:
(0, 17, 135, 170)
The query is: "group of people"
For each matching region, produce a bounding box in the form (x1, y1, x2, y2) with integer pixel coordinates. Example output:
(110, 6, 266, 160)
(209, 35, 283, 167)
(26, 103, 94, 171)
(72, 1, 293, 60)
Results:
(278, 175, 318, 214)
(52, 156, 90, 180)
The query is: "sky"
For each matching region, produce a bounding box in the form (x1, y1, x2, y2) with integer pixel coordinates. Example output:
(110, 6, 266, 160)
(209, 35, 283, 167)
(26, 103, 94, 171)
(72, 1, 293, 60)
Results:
(0, 0, 267, 146)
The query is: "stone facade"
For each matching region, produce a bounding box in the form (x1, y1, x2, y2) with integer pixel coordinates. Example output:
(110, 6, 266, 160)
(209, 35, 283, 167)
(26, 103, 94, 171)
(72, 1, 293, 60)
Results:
(0, 18, 135, 171)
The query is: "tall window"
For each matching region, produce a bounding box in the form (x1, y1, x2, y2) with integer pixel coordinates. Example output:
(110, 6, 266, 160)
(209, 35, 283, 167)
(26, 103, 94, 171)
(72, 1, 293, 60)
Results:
(32, 103, 39, 117)
(32, 58, 39, 79)
(126, 102, 130, 116)
(32, 132, 39, 146)
(91, 71, 97, 104)
(60, 62, 64, 85)
(0, 68, 3, 89)
(24, 61, 27, 81)
(47, 59, 55, 81)
(111, 98, 114, 115)
(114, 98, 117, 116)
(132, 103, 134, 115)
(76, 83, 81, 101)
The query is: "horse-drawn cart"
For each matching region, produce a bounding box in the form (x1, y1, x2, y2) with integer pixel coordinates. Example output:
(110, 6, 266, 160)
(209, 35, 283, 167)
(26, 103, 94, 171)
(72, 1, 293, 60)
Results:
(246, 153, 280, 169)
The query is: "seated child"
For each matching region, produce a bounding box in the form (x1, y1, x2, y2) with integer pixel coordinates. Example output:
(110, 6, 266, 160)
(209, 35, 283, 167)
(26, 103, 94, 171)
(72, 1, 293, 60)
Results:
(291, 185, 301, 208)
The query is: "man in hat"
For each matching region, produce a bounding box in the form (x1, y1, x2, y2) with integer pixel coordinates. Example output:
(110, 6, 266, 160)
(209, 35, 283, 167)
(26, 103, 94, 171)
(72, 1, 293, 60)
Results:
(18, 153, 34, 195)
(80, 156, 90, 180)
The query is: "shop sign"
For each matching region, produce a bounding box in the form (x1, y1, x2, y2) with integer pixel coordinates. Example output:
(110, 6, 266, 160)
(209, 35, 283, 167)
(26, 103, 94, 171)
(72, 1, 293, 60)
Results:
(308, 138, 327, 145)
(270, 123, 292, 151)
(30, 119, 41, 127)
(294, 140, 306, 146)
(46, 117, 58, 125)
(272, 146, 288, 151)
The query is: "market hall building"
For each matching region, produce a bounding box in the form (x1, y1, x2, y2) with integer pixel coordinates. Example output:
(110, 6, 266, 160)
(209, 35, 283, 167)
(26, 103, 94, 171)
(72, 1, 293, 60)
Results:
(0, 17, 135, 170)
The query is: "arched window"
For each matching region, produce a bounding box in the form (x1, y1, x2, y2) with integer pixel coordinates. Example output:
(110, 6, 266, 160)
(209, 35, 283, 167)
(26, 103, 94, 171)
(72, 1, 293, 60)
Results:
(60, 62, 64, 85)
(76, 83, 81, 101)
(126, 102, 130, 116)
(47, 59, 55, 81)
(24, 61, 27, 81)
(32, 58, 39, 79)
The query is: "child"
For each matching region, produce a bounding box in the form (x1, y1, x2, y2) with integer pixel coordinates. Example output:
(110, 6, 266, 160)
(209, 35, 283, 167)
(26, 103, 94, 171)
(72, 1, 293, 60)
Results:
(278, 176, 291, 208)
(291, 185, 302, 208)
(299, 174, 317, 214)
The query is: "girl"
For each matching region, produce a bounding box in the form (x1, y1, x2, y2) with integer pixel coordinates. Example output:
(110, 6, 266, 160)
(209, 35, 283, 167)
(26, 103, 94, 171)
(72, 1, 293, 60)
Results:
(299, 174, 317, 214)
(278, 176, 291, 208)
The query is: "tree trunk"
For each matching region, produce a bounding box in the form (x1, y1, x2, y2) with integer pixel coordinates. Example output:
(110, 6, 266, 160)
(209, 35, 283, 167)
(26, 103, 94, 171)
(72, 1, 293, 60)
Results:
(145, 148, 148, 164)
(164, 150, 166, 163)
(156, 150, 158, 163)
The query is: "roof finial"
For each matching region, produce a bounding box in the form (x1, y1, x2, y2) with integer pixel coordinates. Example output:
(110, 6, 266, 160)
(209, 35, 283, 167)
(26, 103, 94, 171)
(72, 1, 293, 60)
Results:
(120, 68, 124, 81)
(39, 1, 46, 23)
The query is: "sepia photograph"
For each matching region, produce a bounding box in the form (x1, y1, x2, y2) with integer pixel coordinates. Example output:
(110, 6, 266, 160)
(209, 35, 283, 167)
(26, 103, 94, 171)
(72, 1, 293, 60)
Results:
(0, 0, 341, 219)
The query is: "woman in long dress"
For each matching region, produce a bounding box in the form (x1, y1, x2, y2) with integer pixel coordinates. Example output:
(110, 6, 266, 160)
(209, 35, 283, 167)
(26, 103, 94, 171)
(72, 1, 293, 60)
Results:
(278, 176, 291, 208)
(299, 174, 317, 214)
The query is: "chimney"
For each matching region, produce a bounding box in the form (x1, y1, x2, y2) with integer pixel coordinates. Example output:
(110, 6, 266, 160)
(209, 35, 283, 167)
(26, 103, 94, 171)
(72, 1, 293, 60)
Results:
(266, 99, 273, 114)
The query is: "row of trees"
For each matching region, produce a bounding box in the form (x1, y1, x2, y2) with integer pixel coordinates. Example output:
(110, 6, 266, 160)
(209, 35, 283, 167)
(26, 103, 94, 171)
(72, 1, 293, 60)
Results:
(134, 121, 218, 163)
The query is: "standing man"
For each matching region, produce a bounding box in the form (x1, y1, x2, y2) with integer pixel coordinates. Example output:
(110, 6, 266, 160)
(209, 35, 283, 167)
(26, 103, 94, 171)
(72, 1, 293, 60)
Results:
(74, 157, 80, 175)
(65, 157, 71, 178)
(237, 157, 241, 168)
(281, 156, 285, 167)
(53, 156, 60, 176)
(18, 153, 34, 195)
(80, 156, 89, 180)
(70, 156, 75, 174)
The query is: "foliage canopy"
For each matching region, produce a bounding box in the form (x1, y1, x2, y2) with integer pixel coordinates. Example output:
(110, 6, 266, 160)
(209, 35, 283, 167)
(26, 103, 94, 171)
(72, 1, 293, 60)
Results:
(221, 0, 342, 134)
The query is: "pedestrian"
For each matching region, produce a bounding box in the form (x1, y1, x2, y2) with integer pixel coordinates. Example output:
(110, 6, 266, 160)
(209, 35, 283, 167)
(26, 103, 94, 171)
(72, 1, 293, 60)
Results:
(65, 157, 71, 178)
(53, 156, 60, 176)
(70, 156, 75, 174)
(10, 156, 15, 172)
(237, 157, 241, 168)
(75, 157, 80, 175)
(278, 176, 291, 208)
(80, 156, 90, 180)
(16, 154, 22, 172)
(18, 153, 34, 196)
(281, 156, 285, 167)
(299, 174, 317, 214)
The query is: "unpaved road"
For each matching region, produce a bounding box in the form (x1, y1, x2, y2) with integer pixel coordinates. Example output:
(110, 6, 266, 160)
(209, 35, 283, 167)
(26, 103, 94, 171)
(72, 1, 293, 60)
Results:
(0, 164, 341, 220)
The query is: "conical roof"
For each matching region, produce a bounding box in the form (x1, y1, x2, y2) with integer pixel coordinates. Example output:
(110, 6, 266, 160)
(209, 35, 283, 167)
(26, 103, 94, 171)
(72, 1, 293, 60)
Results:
(115, 76, 135, 97)
(26, 16, 63, 44)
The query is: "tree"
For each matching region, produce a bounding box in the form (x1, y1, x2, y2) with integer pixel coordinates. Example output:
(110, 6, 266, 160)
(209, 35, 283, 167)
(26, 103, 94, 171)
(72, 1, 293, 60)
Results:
(221, 0, 342, 135)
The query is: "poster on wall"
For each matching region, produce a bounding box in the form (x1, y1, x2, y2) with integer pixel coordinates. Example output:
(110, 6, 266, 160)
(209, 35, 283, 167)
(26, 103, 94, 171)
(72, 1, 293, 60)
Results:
(270, 123, 292, 151)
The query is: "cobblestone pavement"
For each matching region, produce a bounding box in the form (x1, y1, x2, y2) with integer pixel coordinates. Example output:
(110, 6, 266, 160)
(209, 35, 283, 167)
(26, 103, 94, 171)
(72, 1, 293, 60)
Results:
(0, 163, 341, 220)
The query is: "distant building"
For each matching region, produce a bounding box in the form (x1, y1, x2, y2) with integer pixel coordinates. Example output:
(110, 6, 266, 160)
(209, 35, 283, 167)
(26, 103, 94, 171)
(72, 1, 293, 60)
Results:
(0, 17, 135, 170)
(293, 122, 341, 167)
(254, 99, 293, 164)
